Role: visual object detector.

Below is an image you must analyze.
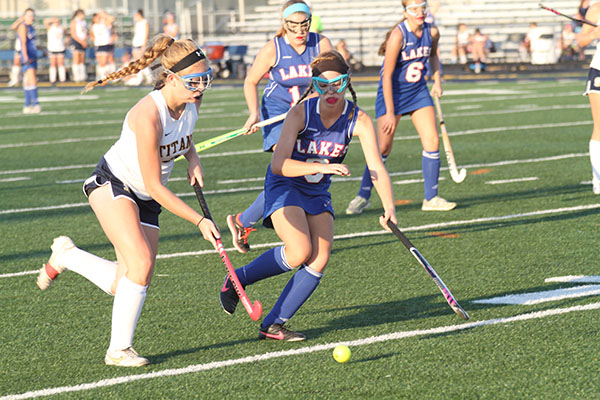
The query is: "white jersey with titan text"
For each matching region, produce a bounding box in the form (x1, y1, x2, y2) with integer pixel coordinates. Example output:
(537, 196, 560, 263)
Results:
(104, 90, 198, 200)
(47, 25, 65, 52)
(132, 19, 148, 47)
(592, 18, 600, 70)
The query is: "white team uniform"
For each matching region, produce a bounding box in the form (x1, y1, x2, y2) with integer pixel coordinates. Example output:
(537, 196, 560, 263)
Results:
(132, 20, 148, 48)
(103, 90, 198, 200)
(47, 25, 66, 53)
(92, 22, 111, 47)
(74, 19, 88, 44)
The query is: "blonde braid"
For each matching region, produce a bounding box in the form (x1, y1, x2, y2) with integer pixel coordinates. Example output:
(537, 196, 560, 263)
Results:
(81, 34, 174, 94)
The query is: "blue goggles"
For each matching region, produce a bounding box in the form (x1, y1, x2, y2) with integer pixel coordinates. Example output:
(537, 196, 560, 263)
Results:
(312, 74, 349, 94)
(405, 2, 428, 17)
(170, 67, 214, 92)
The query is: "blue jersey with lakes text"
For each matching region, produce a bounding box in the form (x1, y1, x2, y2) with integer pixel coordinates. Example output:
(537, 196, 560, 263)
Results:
(265, 97, 359, 197)
(374, 20, 434, 117)
(21, 24, 37, 60)
(386, 20, 432, 89)
(262, 32, 321, 107)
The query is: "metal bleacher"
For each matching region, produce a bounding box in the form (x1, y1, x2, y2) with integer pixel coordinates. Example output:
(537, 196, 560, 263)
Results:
(202, 0, 582, 67)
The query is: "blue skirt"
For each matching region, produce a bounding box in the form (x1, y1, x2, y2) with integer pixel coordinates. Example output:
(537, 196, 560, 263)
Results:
(375, 80, 433, 118)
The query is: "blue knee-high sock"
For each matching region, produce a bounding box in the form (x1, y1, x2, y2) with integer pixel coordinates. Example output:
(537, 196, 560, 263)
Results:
(31, 86, 39, 105)
(23, 88, 33, 106)
(422, 150, 440, 200)
(235, 246, 292, 286)
(239, 190, 265, 228)
(357, 155, 387, 200)
(262, 265, 323, 327)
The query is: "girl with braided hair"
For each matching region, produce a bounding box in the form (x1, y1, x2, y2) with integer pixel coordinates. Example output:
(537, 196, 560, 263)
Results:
(37, 34, 220, 367)
(219, 50, 397, 341)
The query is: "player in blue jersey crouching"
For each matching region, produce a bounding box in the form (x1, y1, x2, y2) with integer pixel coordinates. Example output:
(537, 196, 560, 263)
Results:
(220, 51, 397, 341)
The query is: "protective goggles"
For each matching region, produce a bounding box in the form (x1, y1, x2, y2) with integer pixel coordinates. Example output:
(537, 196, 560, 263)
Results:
(284, 18, 311, 33)
(312, 74, 349, 94)
(405, 2, 428, 17)
(170, 68, 213, 92)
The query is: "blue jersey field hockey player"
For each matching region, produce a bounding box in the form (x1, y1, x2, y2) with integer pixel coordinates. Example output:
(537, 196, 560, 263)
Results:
(346, 0, 456, 214)
(226, 0, 332, 254)
(220, 50, 397, 341)
(17, 8, 41, 114)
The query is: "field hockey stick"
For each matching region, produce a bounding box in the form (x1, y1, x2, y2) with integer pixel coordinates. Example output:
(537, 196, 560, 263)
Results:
(192, 182, 263, 321)
(539, 3, 598, 27)
(433, 95, 467, 184)
(175, 112, 288, 162)
(386, 220, 469, 321)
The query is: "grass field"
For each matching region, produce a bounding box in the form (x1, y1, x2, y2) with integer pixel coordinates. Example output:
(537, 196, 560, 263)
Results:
(2, 76, 600, 399)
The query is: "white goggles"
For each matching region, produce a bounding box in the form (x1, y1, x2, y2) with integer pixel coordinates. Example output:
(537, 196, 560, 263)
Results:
(405, 2, 428, 17)
(170, 68, 213, 92)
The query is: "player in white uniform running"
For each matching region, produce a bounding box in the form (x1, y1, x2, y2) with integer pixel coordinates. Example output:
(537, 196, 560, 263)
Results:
(577, 2, 600, 195)
(44, 17, 67, 84)
(36, 35, 220, 367)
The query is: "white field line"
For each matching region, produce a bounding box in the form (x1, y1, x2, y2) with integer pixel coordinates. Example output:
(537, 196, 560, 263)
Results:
(485, 177, 538, 185)
(0, 177, 30, 183)
(545, 275, 600, 283)
(3, 203, 599, 277)
(2, 302, 599, 400)
(472, 285, 600, 305)
(0, 186, 264, 215)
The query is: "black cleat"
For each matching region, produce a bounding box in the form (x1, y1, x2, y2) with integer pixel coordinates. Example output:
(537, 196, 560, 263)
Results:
(219, 275, 240, 315)
(258, 324, 306, 341)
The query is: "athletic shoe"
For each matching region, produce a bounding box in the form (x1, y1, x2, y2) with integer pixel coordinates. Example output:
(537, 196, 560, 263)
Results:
(258, 323, 306, 341)
(226, 213, 255, 253)
(37, 236, 75, 290)
(105, 347, 149, 367)
(22, 106, 32, 114)
(345, 195, 370, 215)
(8, 79, 19, 87)
(30, 104, 41, 114)
(421, 196, 457, 211)
(219, 275, 240, 315)
(593, 178, 600, 195)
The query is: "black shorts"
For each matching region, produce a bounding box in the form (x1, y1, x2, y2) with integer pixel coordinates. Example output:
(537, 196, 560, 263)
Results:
(585, 68, 600, 95)
(48, 50, 66, 56)
(95, 44, 114, 54)
(69, 39, 86, 52)
(83, 158, 161, 229)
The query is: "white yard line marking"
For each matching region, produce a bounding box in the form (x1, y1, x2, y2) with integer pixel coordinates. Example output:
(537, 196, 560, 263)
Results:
(2, 302, 599, 400)
(545, 275, 600, 283)
(472, 285, 600, 305)
(0, 177, 30, 183)
(4, 203, 599, 276)
(485, 177, 538, 185)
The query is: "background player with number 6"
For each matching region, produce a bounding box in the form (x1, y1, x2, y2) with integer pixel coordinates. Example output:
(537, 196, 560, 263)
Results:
(219, 51, 397, 341)
(346, 0, 456, 215)
(226, 0, 332, 254)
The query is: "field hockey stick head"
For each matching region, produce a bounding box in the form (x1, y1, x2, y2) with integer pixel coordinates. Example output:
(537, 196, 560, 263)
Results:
(451, 168, 467, 183)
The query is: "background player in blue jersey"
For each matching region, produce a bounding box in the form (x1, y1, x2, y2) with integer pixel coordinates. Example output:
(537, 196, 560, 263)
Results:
(36, 35, 220, 367)
(346, 0, 456, 214)
(226, 0, 332, 254)
(219, 51, 397, 341)
(17, 8, 41, 114)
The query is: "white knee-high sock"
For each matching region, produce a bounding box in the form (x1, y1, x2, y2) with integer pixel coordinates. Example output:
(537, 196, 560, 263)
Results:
(109, 276, 147, 351)
(10, 65, 21, 82)
(49, 66, 57, 83)
(58, 66, 66, 82)
(590, 140, 600, 182)
(57, 246, 117, 295)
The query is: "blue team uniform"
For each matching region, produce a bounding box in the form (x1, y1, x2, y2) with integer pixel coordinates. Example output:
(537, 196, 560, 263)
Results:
(20, 24, 37, 71)
(263, 97, 359, 227)
(375, 21, 434, 118)
(261, 32, 321, 151)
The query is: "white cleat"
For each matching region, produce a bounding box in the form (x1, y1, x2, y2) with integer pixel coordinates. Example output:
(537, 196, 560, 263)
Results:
(345, 195, 370, 215)
(422, 196, 457, 211)
(105, 347, 149, 367)
(29, 104, 41, 114)
(37, 236, 75, 290)
(593, 178, 600, 195)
